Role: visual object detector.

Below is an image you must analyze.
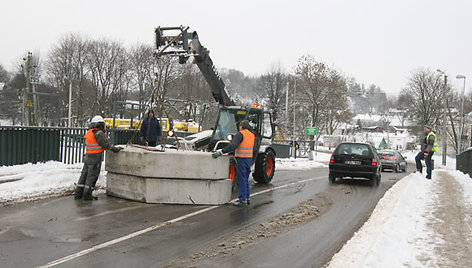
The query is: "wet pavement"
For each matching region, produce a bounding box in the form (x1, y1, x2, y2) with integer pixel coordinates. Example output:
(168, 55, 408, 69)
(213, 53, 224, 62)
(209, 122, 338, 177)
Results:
(0, 166, 410, 268)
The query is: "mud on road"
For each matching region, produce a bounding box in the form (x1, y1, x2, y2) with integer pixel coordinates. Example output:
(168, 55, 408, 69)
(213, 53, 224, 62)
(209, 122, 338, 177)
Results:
(164, 193, 333, 268)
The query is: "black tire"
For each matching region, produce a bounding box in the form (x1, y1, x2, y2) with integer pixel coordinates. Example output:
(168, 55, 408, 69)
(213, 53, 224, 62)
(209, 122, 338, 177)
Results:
(329, 173, 336, 183)
(370, 173, 380, 187)
(253, 151, 276, 183)
(394, 164, 399, 173)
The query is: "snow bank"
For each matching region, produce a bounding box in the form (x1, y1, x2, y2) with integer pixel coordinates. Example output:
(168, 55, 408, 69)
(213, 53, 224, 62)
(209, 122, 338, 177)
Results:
(327, 172, 438, 267)
(0, 161, 107, 204)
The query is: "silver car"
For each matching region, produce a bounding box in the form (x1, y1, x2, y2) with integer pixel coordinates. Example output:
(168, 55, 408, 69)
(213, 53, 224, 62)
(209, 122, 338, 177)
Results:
(378, 150, 407, 172)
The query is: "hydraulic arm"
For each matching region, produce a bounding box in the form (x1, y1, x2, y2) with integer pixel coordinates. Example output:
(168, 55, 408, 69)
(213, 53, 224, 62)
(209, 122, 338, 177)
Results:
(154, 26, 235, 106)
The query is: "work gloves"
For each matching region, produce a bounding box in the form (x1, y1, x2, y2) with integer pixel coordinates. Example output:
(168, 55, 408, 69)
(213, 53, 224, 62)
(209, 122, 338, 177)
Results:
(423, 151, 429, 158)
(212, 150, 223, 159)
(111, 146, 123, 153)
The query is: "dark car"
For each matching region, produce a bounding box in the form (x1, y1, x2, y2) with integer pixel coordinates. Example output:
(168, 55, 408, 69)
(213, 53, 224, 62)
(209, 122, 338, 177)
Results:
(329, 142, 381, 186)
(378, 150, 407, 172)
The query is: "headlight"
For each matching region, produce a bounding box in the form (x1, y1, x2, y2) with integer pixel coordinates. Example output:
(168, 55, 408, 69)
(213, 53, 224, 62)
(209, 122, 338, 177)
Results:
(168, 130, 174, 137)
(227, 134, 233, 141)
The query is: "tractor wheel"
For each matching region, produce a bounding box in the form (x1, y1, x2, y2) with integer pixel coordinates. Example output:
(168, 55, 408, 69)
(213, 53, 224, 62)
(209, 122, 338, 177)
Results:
(253, 151, 276, 184)
(229, 157, 237, 191)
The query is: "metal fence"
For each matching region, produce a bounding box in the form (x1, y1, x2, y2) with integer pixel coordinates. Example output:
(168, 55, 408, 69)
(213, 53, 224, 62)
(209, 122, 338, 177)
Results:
(275, 140, 333, 158)
(0, 126, 139, 166)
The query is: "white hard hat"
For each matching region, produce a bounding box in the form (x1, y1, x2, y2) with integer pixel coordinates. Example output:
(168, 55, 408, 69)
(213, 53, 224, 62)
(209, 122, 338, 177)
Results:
(91, 115, 105, 123)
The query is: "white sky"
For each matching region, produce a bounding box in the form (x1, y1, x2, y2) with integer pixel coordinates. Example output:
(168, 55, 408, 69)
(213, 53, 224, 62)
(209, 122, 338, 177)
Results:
(1, 0, 471, 96)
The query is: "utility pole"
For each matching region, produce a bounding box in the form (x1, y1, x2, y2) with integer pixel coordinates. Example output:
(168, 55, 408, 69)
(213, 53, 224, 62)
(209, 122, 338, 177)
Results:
(22, 53, 32, 126)
(285, 82, 289, 134)
(22, 52, 40, 126)
(437, 69, 447, 166)
(68, 80, 72, 127)
(292, 79, 297, 158)
(456, 75, 466, 154)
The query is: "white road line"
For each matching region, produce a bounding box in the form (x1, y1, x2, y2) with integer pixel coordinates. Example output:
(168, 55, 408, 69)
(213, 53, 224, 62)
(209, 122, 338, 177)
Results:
(74, 206, 148, 221)
(38, 175, 324, 268)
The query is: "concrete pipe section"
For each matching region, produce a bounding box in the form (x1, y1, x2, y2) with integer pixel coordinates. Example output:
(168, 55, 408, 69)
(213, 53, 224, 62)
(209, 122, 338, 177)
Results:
(105, 146, 232, 205)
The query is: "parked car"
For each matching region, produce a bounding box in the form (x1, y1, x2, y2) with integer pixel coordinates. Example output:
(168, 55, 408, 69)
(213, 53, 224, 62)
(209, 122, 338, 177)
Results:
(329, 142, 382, 186)
(378, 150, 407, 172)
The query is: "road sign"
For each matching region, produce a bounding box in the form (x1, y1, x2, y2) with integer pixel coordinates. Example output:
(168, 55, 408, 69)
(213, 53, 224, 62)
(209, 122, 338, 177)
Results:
(26, 100, 33, 107)
(306, 127, 317, 135)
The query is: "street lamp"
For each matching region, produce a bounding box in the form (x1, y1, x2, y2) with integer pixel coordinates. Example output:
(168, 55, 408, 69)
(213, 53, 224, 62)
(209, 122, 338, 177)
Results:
(456, 75, 466, 154)
(437, 69, 447, 165)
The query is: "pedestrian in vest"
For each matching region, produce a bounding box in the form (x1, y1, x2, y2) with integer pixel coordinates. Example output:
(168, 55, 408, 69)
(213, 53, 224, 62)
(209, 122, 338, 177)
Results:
(75, 115, 123, 200)
(415, 124, 438, 179)
(212, 120, 255, 206)
(139, 110, 162, 147)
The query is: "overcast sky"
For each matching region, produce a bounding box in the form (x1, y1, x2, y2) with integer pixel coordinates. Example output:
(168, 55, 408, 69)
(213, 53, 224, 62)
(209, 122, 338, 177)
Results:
(1, 0, 471, 96)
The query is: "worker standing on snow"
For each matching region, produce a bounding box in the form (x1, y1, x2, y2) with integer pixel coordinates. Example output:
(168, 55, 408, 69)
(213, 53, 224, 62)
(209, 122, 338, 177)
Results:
(139, 110, 162, 147)
(415, 124, 438, 180)
(212, 120, 255, 206)
(75, 115, 123, 200)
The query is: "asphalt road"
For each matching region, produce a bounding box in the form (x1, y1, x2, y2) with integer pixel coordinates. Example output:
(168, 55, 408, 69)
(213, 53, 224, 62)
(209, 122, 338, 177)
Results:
(0, 165, 412, 268)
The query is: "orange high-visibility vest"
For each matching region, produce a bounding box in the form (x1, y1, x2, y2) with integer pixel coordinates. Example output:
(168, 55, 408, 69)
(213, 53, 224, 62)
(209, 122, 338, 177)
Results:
(84, 128, 105, 154)
(235, 129, 255, 158)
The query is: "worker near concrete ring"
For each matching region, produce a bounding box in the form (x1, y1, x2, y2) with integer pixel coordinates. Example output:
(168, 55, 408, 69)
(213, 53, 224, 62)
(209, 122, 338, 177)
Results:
(415, 124, 438, 180)
(212, 120, 255, 206)
(75, 115, 123, 200)
(139, 110, 162, 147)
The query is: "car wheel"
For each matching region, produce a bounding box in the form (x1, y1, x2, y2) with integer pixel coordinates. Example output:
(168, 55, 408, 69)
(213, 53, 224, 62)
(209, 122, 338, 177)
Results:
(329, 173, 336, 184)
(394, 164, 399, 173)
(370, 174, 380, 187)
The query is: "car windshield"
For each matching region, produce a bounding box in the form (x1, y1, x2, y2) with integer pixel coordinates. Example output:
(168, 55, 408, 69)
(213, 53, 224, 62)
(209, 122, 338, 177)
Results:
(337, 144, 371, 156)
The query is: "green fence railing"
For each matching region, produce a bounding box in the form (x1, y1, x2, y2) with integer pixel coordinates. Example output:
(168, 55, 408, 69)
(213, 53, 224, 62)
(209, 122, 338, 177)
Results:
(0, 126, 139, 166)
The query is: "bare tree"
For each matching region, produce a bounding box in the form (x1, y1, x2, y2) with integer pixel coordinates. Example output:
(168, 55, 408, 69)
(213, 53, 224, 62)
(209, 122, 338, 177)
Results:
(320, 72, 353, 135)
(401, 68, 445, 130)
(255, 62, 287, 126)
(0, 64, 9, 82)
(86, 39, 128, 116)
(294, 55, 350, 135)
(47, 33, 91, 126)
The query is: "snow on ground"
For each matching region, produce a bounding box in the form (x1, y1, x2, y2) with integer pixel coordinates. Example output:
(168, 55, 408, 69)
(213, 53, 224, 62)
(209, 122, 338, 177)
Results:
(0, 162, 106, 205)
(1, 151, 471, 267)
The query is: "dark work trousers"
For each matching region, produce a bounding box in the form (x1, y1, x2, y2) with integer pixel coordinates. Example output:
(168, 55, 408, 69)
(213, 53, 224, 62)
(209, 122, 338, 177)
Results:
(415, 151, 434, 179)
(75, 153, 102, 200)
(236, 157, 252, 202)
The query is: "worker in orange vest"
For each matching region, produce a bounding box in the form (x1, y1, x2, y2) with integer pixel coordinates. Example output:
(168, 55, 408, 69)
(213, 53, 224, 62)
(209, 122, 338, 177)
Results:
(212, 120, 255, 206)
(75, 115, 123, 200)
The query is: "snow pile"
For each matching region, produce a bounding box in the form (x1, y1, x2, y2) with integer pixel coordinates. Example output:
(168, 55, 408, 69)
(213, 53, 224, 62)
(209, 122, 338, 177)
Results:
(327, 172, 438, 267)
(276, 158, 326, 170)
(0, 161, 107, 205)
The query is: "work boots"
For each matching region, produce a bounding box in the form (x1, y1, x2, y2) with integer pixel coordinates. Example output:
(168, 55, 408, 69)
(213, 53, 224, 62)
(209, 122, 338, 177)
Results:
(82, 186, 97, 200)
(74, 185, 84, 199)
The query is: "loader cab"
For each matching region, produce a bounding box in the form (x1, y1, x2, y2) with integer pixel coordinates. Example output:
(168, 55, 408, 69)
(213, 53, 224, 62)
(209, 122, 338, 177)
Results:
(208, 106, 274, 152)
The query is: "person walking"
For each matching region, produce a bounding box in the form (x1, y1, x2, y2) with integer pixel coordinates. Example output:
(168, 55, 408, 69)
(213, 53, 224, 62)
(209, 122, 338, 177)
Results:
(139, 110, 162, 147)
(415, 124, 438, 179)
(75, 115, 123, 200)
(212, 120, 255, 206)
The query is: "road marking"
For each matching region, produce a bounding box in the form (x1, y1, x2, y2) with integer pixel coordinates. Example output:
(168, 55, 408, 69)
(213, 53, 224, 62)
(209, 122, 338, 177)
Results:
(38, 175, 324, 267)
(74, 205, 148, 221)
